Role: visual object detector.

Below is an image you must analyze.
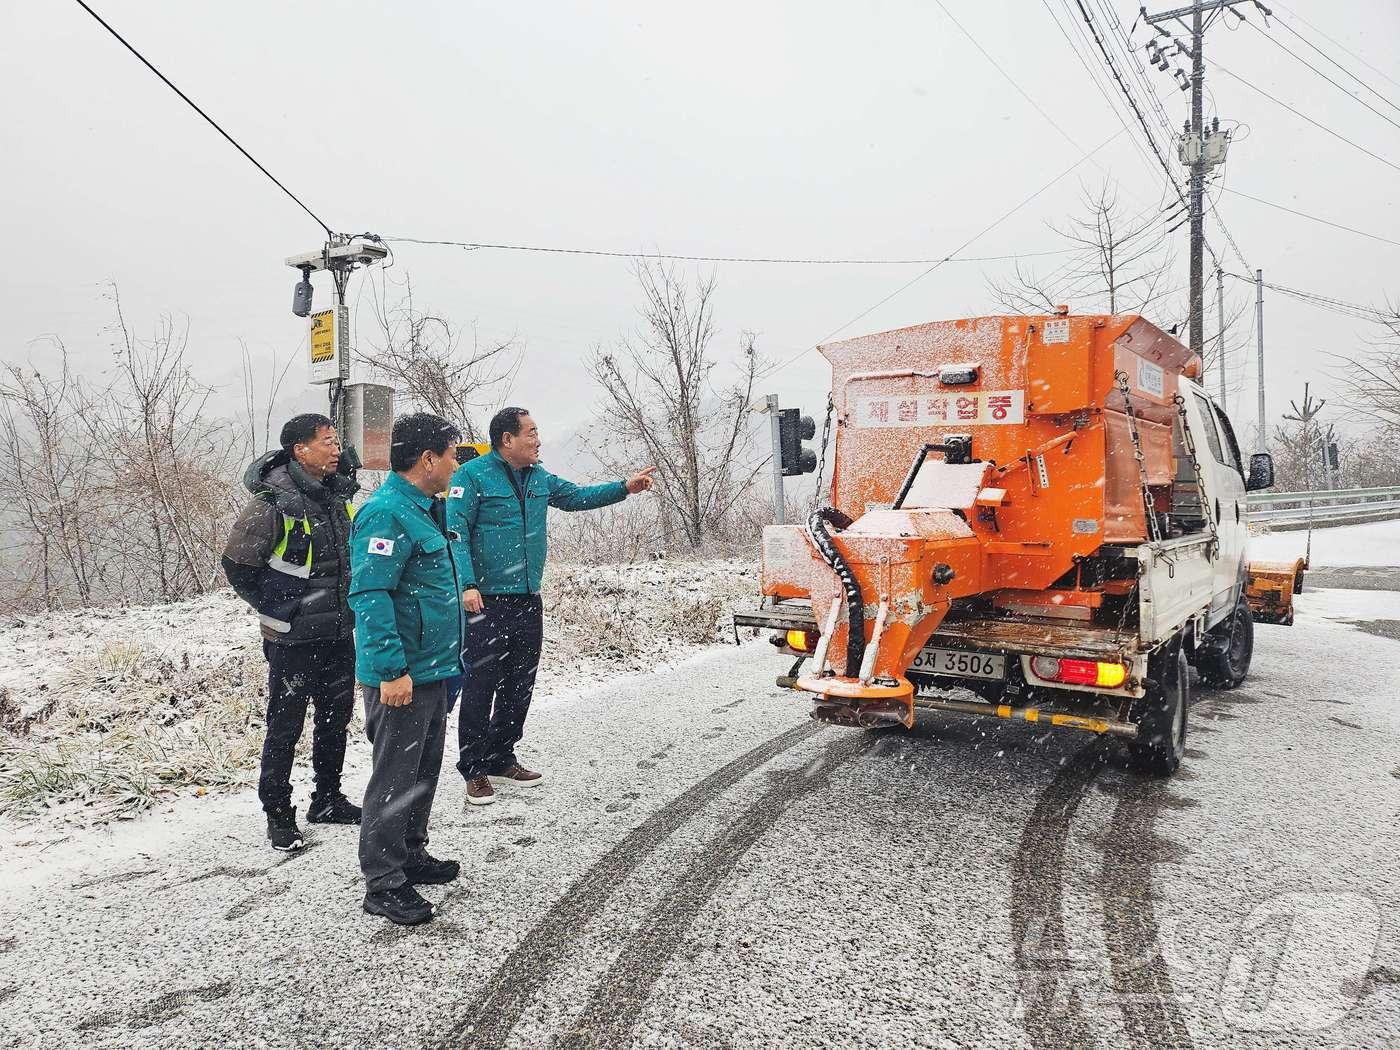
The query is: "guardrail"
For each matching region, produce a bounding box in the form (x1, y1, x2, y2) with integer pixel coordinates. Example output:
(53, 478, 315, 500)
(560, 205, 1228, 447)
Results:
(1247, 485, 1400, 524)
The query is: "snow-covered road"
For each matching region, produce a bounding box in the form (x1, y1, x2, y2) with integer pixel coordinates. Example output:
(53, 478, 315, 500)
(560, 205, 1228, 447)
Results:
(2, 572, 1398, 1047)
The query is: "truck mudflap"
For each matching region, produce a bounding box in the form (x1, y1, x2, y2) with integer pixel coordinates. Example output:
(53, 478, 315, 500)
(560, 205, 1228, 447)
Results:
(1245, 558, 1306, 626)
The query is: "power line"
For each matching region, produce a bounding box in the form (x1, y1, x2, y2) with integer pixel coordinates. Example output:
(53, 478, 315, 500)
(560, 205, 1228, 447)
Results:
(70, 0, 334, 238)
(1270, 0, 1400, 94)
(1037, 0, 1172, 191)
(1246, 17, 1400, 133)
(1229, 275, 1391, 322)
(1066, 0, 1188, 205)
(1221, 187, 1400, 248)
(1209, 58, 1400, 177)
(378, 238, 1077, 266)
(761, 128, 1128, 378)
(1270, 15, 1400, 116)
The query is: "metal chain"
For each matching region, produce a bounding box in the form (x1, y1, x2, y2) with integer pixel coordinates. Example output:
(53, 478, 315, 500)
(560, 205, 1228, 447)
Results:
(1115, 371, 1163, 544)
(1173, 393, 1219, 559)
(810, 393, 835, 511)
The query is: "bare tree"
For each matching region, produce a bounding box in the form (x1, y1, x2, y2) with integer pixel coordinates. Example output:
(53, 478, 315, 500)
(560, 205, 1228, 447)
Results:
(587, 261, 764, 549)
(0, 291, 248, 612)
(1329, 302, 1400, 435)
(1271, 384, 1329, 493)
(358, 273, 519, 440)
(0, 343, 100, 608)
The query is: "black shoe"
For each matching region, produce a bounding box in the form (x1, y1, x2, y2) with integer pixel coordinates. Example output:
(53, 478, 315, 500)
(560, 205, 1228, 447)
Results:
(307, 793, 362, 825)
(405, 853, 461, 886)
(363, 884, 435, 926)
(266, 807, 304, 852)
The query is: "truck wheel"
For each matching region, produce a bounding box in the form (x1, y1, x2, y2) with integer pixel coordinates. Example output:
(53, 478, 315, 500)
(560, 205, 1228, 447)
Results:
(1197, 595, 1254, 689)
(1125, 638, 1188, 777)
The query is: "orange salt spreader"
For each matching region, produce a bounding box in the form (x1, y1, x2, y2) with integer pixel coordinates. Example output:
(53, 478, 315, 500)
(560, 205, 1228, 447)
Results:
(760, 311, 1210, 729)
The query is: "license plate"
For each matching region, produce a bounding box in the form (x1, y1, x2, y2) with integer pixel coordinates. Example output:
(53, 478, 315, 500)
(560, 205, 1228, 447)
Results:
(909, 647, 1006, 681)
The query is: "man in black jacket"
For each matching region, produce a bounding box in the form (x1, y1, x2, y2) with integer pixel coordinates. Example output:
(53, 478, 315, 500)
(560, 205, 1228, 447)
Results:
(222, 414, 362, 850)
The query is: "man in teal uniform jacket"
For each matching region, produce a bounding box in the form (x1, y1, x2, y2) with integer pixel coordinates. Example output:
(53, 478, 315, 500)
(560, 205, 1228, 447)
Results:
(350, 412, 465, 926)
(447, 407, 654, 805)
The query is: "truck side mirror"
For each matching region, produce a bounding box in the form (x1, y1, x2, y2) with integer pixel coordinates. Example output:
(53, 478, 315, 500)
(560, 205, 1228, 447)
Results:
(1245, 452, 1274, 492)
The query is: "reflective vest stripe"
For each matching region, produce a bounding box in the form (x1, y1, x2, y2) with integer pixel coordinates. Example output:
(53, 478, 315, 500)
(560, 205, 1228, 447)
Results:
(266, 503, 353, 579)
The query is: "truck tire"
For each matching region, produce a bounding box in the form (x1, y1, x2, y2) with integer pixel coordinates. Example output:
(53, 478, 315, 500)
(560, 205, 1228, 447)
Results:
(1124, 637, 1188, 777)
(1197, 595, 1254, 689)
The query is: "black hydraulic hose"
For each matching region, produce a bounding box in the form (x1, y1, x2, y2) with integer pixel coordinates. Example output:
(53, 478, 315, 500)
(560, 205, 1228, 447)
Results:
(806, 507, 865, 676)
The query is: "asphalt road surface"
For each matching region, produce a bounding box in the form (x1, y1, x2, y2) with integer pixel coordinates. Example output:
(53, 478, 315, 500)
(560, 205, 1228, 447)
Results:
(2, 580, 1397, 1048)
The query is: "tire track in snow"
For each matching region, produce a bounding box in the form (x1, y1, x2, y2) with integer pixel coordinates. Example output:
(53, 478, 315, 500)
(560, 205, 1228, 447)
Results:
(436, 721, 825, 1050)
(1100, 777, 1196, 1050)
(1009, 739, 1109, 1050)
(551, 732, 880, 1049)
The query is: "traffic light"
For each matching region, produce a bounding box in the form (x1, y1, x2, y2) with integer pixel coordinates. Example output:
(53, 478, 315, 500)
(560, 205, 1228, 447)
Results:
(778, 408, 818, 476)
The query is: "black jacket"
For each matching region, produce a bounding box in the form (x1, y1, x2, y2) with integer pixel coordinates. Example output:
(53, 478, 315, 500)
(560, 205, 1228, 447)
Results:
(221, 450, 358, 645)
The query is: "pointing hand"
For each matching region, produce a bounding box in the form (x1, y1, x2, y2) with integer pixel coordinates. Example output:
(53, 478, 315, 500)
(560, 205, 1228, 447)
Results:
(626, 465, 657, 494)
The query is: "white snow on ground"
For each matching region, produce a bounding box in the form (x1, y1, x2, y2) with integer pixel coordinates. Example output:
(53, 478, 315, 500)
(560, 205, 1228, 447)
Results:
(0, 559, 757, 831)
(1248, 517, 1400, 566)
(0, 553, 1395, 1048)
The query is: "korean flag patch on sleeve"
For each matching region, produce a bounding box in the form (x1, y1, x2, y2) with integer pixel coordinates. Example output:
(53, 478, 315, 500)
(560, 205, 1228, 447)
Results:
(448, 486, 465, 498)
(367, 537, 395, 557)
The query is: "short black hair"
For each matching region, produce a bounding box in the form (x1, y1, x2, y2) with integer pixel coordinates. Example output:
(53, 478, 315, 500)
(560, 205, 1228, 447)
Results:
(280, 413, 334, 452)
(390, 412, 462, 472)
(490, 407, 531, 449)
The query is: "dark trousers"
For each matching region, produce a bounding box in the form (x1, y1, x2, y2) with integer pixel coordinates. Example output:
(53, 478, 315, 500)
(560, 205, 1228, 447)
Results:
(259, 637, 355, 815)
(359, 680, 449, 892)
(457, 594, 544, 780)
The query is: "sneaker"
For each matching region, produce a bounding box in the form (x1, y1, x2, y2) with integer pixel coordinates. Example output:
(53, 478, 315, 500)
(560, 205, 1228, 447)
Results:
(266, 807, 304, 852)
(405, 852, 461, 885)
(362, 884, 435, 926)
(490, 762, 544, 787)
(464, 776, 496, 807)
(307, 793, 362, 825)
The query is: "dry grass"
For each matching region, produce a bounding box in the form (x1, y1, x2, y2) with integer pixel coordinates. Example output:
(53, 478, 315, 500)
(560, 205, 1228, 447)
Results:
(1, 560, 759, 825)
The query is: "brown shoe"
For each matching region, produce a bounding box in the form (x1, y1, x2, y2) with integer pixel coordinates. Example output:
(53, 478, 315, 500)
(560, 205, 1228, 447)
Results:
(490, 763, 545, 787)
(464, 776, 496, 807)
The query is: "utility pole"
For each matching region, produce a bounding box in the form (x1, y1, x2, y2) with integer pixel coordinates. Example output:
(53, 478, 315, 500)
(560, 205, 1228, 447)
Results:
(1255, 268, 1267, 452)
(1216, 263, 1226, 404)
(1144, 0, 1263, 356)
(1189, 0, 1205, 359)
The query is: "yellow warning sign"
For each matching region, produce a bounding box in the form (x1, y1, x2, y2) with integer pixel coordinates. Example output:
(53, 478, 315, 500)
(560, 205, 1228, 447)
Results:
(310, 309, 336, 363)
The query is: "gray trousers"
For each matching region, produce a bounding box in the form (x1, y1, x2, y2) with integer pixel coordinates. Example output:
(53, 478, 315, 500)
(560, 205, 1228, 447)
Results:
(358, 679, 448, 892)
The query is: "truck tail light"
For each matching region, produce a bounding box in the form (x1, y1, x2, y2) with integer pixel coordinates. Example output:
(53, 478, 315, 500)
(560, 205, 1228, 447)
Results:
(1030, 656, 1127, 688)
(785, 629, 817, 653)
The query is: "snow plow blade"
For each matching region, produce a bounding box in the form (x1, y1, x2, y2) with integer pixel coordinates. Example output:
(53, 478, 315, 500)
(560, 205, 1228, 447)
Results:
(1245, 558, 1305, 626)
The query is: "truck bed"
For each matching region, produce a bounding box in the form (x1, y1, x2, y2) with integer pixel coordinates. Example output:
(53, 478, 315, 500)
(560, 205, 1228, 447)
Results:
(734, 598, 1139, 662)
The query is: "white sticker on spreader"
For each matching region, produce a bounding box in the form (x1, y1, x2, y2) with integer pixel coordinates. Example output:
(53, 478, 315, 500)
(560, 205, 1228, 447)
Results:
(367, 538, 395, 557)
(1042, 318, 1070, 344)
(1137, 358, 1165, 397)
(448, 486, 464, 498)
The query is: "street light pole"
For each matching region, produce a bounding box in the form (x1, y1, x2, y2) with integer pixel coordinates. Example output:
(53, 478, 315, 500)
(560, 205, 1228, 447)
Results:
(1255, 268, 1267, 452)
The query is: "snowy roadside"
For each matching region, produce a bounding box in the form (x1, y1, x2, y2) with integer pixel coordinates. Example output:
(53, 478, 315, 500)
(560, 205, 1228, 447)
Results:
(1247, 517, 1399, 566)
(0, 558, 758, 837)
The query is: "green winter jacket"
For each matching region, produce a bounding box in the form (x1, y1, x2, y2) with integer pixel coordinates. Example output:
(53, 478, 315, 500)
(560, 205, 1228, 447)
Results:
(447, 450, 628, 595)
(348, 471, 465, 687)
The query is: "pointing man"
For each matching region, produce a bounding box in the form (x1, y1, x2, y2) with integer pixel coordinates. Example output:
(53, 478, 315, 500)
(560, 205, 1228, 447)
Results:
(350, 412, 466, 926)
(448, 407, 654, 805)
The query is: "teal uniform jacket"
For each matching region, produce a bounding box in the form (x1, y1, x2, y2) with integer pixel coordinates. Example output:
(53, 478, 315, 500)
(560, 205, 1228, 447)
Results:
(447, 449, 628, 595)
(348, 471, 465, 687)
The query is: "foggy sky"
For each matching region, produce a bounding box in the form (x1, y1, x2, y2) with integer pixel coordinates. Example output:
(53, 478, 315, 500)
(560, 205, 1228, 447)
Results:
(3, 0, 1396, 464)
